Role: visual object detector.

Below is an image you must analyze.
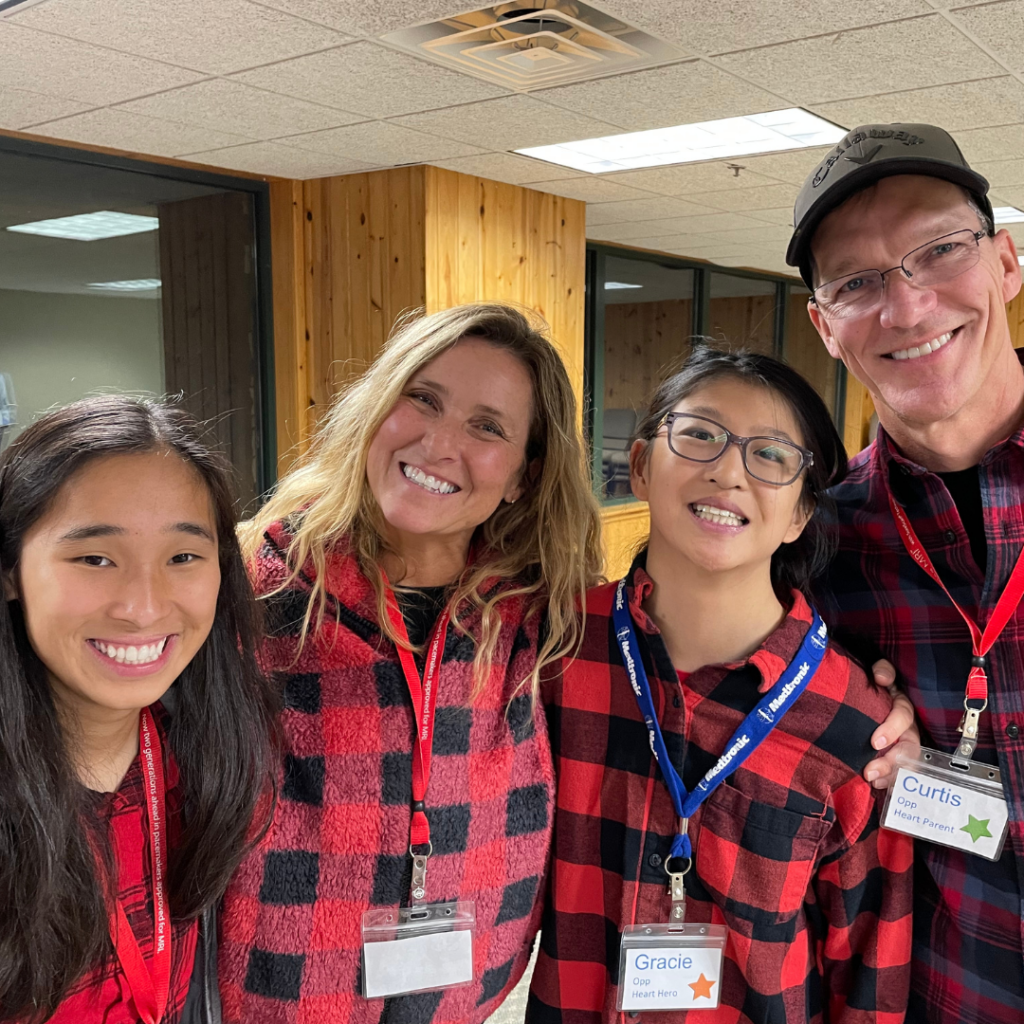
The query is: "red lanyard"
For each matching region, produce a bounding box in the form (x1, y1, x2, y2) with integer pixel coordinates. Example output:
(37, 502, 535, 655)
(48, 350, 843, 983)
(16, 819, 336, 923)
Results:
(109, 708, 171, 1024)
(383, 582, 450, 855)
(887, 490, 1024, 735)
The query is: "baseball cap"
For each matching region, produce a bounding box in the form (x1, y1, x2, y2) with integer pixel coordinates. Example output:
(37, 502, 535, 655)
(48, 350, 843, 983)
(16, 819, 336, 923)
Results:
(786, 122, 992, 289)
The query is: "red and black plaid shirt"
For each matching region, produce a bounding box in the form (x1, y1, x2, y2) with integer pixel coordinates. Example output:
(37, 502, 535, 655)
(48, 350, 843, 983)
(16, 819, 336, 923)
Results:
(528, 562, 913, 1024)
(816, 410, 1024, 1024)
(50, 708, 198, 1024)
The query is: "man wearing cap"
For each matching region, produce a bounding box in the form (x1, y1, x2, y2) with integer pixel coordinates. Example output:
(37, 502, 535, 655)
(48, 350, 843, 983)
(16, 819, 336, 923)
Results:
(790, 124, 1024, 1023)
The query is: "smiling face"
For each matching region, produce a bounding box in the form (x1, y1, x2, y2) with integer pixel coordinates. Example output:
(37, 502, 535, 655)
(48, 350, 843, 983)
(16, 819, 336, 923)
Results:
(631, 377, 811, 579)
(365, 337, 535, 556)
(809, 175, 1021, 429)
(11, 451, 221, 721)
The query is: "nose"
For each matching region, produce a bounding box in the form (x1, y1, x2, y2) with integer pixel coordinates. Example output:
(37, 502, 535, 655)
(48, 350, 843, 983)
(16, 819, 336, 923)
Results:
(878, 269, 938, 330)
(108, 565, 173, 628)
(704, 440, 746, 488)
(420, 415, 460, 461)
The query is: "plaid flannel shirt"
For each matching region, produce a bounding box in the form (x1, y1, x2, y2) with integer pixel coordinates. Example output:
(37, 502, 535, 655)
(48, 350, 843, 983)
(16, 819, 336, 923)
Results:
(528, 562, 913, 1024)
(816, 413, 1024, 1024)
(219, 522, 554, 1024)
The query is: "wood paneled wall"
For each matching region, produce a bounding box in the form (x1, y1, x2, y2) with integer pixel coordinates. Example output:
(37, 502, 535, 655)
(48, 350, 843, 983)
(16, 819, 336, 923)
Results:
(707, 294, 776, 355)
(269, 166, 585, 474)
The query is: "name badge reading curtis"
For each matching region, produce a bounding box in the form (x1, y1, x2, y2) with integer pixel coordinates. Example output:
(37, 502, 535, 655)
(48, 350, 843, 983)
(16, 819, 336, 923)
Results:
(361, 902, 475, 999)
(617, 924, 727, 1012)
(881, 748, 1009, 861)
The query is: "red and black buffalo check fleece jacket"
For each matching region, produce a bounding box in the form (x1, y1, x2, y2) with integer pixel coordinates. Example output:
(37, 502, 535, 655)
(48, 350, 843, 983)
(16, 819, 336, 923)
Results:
(219, 521, 554, 1024)
(528, 560, 913, 1024)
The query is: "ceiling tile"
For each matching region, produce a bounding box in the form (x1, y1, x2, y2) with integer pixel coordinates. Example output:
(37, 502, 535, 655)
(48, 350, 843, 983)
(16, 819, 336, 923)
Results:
(428, 153, 582, 184)
(711, 223, 795, 245)
(287, 120, 484, 164)
(733, 147, 834, 184)
(686, 182, 801, 212)
(527, 177, 655, 203)
(12, 0, 349, 76)
(255, 0, 473, 36)
(0, 87, 92, 130)
(533, 61, 783, 131)
(746, 207, 797, 226)
(232, 40, 508, 119)
(587, 219, 713, 241)
(0, 22, 203, 105)
(184, 140, 375, 177)
(119, 79, 363, 139)
(602, 162, 779, 196)
(591, 0, 930, 53)
(954, 123, 1024, 162)
(811, 77, 1024, 132)
(715, 15, 1003, 105)
(987, 184, 1024, 209)
(586, 196, 722, 225)
(641, 211, 768, 234)
(972, 158, 1024, 188)
(29, 108, 253, 157)
(952, 1, 1024, 72)
(391, 96, 620, 150)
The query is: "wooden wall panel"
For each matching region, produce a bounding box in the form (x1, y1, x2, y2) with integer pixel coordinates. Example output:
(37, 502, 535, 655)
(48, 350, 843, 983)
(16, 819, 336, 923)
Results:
(1007, 290, 1024, 349)
(783, 291, 838, 411)
(707, 294, 776, 354)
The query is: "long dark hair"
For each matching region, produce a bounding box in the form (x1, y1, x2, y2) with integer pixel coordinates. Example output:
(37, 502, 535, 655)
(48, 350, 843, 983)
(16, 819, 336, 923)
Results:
(0, 396, 278, 1021)
(632, 346, 848, 598)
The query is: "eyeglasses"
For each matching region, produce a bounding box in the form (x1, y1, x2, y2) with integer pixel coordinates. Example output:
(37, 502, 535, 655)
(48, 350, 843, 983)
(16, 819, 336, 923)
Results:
(661, 413, 813, 486)
(812, 228, 988, 320)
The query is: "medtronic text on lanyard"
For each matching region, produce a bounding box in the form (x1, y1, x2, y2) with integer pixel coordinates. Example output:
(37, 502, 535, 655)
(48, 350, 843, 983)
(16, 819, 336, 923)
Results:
(360, 579, 476, 1001)
(105, 708, 171, 1024)
(611, 580, 827, 1012)
(879, 493, 1014, 860)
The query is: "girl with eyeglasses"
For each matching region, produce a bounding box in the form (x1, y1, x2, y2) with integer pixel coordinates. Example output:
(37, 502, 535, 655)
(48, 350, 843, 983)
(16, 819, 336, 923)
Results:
(528, 348, 914, 1024)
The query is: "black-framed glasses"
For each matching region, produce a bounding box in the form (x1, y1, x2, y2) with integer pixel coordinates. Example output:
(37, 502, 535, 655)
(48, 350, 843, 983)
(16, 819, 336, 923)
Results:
(812, 228, 987, 320)
(662, 413, 813, 486)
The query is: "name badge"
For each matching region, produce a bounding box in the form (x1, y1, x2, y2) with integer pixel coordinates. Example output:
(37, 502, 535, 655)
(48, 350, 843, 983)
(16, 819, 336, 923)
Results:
(881, 748, 1009, 861)
(361, 901, 475, 999)
(617, 924, 728, 1012)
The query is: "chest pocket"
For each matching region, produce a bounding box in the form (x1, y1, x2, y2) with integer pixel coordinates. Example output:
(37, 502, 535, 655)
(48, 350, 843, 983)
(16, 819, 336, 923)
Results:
(694, 783, 833, 941)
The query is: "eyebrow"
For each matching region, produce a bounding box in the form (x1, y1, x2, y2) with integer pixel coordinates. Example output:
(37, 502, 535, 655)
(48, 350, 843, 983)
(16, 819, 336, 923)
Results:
(821, 219, 969, 280)
(58, 522, 215, 543)
(414, 377, 513, 424)
(684, 406, 797, 442)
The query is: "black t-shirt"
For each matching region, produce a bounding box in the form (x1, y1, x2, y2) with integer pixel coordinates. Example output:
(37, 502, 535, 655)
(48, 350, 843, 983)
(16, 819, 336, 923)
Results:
(395, 585, 449, 670)
(937, 465, 987, 574)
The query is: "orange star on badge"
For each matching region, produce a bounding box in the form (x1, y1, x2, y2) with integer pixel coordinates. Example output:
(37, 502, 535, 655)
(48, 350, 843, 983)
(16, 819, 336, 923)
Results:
(689, 973, 716, 1000)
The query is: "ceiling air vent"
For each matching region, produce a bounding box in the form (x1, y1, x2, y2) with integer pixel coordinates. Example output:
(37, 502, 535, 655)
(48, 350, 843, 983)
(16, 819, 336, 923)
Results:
(0, 0, 48, 16)
(382, 1, 684, 91)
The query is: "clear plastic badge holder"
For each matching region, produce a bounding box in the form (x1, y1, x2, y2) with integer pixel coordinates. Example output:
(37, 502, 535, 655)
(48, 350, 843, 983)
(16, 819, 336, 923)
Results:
(617, 923, 728, 1012)
(881, 746, 1009, 862)
(361, 901, 476, 999)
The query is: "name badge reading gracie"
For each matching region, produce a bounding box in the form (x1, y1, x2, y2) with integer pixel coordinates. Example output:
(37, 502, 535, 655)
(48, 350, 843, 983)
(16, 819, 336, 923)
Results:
(361, 902, 475, 999)
(617, 924, 728, 1012)
(881, 748, 1009, 861)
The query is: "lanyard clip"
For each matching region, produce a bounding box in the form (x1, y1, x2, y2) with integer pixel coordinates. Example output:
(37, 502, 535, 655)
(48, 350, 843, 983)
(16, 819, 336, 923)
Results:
(955, 705, 984, 762)
(410, 842, 432, 904)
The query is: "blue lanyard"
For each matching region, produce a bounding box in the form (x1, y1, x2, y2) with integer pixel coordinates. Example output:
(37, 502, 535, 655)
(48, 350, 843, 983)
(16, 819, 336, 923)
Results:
(612, 579, 828, 862)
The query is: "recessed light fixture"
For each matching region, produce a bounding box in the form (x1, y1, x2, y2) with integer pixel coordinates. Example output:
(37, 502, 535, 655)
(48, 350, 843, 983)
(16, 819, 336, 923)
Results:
(87, 279, 162, 292)
(517, 108, 846, 174)
(6, 211, 159, 241)
(994, 206, 1024, 225)
(605, 281, 643, 290)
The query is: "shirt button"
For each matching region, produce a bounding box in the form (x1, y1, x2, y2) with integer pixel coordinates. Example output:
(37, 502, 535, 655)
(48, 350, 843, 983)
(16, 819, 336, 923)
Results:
(673, 695, 682, 708)
(944, 529, 957, 544)
(649, 853, 662, 868)
(1007, 723, 1020, 739)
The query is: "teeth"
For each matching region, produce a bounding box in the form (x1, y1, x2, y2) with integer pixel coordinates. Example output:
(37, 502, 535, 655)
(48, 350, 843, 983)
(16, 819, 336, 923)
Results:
(94, 637, 168, 665)
(891, 330, 953, 361)
(402, 464, 458, 495)
(693, 504, 745, 526)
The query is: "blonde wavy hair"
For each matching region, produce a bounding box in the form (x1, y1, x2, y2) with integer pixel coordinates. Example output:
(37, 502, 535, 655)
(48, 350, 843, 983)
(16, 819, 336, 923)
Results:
(243, 303, 603, 696)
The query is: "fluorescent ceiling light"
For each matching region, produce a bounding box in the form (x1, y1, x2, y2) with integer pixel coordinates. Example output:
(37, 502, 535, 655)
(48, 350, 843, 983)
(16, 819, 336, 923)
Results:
(7, 211, 159, 241)
(994, 206, 1024, 225)
(605, 281, 643, 290)
(88, 279, 161, 291)
(1018, 256, 1024, 266)
(516, 108, 846, 174)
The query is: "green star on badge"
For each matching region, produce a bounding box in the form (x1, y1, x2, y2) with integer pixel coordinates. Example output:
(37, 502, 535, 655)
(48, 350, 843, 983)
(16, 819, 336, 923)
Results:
(960, 815, 993, 844)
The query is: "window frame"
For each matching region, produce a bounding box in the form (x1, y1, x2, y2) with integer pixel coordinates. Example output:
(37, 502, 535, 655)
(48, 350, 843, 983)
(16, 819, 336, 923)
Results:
(0, 133, 277, 496)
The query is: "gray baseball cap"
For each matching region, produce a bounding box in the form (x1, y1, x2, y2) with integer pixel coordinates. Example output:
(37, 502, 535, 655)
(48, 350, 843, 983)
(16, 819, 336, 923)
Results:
(786, 122, 992, 289)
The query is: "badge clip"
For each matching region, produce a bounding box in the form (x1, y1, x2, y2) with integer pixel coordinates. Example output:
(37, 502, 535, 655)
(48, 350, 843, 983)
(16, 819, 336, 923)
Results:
(666, 850, 691, 931)
(410, 843, 431, 905)
(955, 703, 986, 763)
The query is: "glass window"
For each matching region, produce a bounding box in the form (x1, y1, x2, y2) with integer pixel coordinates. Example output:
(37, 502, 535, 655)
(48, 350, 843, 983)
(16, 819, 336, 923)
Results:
(593, 254, 695, 499)
(0, 143, 268, 505)
(707, 272, 776, 354)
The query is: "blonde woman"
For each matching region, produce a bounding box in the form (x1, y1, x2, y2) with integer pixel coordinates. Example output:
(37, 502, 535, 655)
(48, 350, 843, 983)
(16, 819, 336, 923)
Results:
(218, 304, 603, 1024)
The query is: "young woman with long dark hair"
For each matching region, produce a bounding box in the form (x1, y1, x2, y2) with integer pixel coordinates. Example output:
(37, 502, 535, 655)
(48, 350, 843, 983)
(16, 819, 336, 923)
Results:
(529, 348, 915, 1023)
(0, 396, 277, 1024)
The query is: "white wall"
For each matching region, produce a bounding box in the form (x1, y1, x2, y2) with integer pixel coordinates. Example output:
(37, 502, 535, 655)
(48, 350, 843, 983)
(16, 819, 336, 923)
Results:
(0, 287, 164, 443)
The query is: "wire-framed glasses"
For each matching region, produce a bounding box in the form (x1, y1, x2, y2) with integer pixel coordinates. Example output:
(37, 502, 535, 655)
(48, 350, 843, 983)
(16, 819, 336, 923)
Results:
(812, 228, 987, 320)
(662, 413, 813, 487)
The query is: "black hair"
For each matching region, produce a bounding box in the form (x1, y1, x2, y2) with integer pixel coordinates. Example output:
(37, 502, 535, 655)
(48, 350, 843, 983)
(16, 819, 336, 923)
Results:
(0, 396, 278, 1022)
(631, 346, 848, 601)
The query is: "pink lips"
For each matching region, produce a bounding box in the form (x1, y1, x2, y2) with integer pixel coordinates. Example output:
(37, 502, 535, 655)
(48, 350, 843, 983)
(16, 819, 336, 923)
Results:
(86, 635, 178, 679)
